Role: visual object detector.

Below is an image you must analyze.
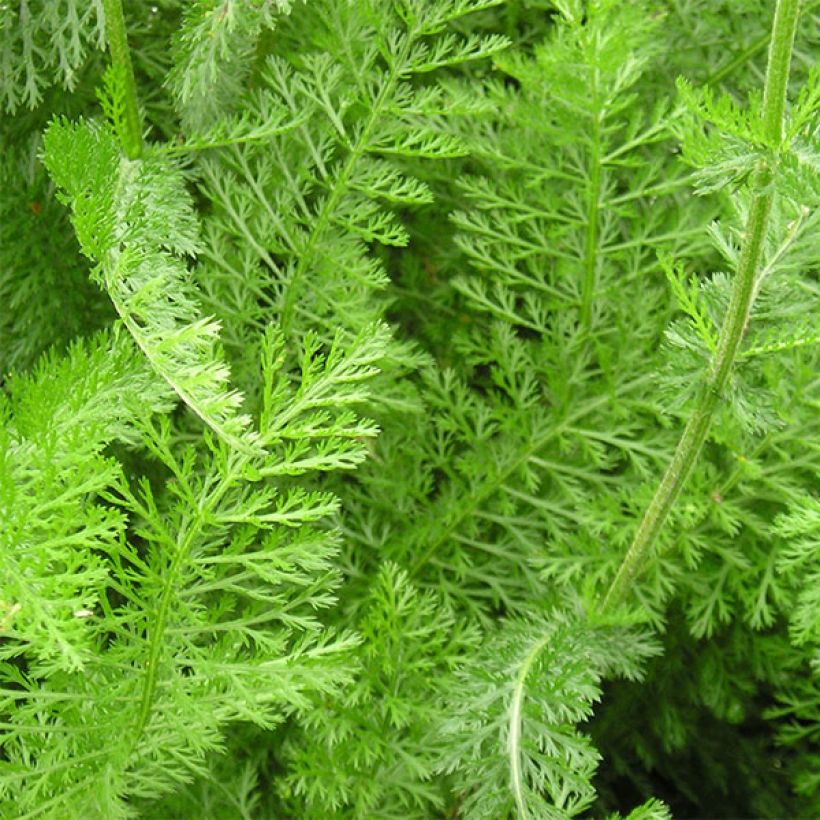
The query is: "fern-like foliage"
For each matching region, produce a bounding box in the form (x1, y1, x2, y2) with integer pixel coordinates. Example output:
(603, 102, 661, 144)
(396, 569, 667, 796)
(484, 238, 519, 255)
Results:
(0, 321, 388, 815)
(337, 1, 818, 813)
(452, 0, 708, 333)
(340, 0, 704, 617)
(775, 495, 820, 648)
(0, 332, 168, 674)
(2, 0, 818, 815)
(43, 118, 260, 452)
(437, 605, 660, 818)
(0, 0, 105, 111)
(193, 0, 508, 372)
(761, 494, 820, 801)
(167, 0, 304, 129)
(280, 563, 480, 817)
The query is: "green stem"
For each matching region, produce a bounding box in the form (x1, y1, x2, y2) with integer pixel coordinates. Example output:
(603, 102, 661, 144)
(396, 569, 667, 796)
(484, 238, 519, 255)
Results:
(600, 0, 800, 613)
(102, 0, 142, 159)
(130, 463, 239, 746)
(580, 73, 602, 329)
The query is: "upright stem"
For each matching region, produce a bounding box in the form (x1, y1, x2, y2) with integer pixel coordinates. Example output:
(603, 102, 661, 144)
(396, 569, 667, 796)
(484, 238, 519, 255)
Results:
(102, 0, 143, 159)
(600, 0, 801, 613)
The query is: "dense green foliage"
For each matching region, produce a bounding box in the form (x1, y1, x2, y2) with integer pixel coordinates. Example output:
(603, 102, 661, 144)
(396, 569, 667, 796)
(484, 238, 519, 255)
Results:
(0, 1, 817, 817)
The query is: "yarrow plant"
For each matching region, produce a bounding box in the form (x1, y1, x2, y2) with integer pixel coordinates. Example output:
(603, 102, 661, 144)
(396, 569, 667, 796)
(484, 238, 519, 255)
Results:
(0, 0, 817, 817)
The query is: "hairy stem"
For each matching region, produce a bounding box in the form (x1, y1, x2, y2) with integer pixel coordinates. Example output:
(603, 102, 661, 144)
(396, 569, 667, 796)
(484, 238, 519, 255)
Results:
(102, 0, 142, 159)
(600, 0, 801, 612)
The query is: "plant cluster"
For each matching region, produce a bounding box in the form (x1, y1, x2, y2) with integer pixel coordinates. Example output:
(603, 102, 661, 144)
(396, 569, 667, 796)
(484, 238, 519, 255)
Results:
(0, 1, 817, 817)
